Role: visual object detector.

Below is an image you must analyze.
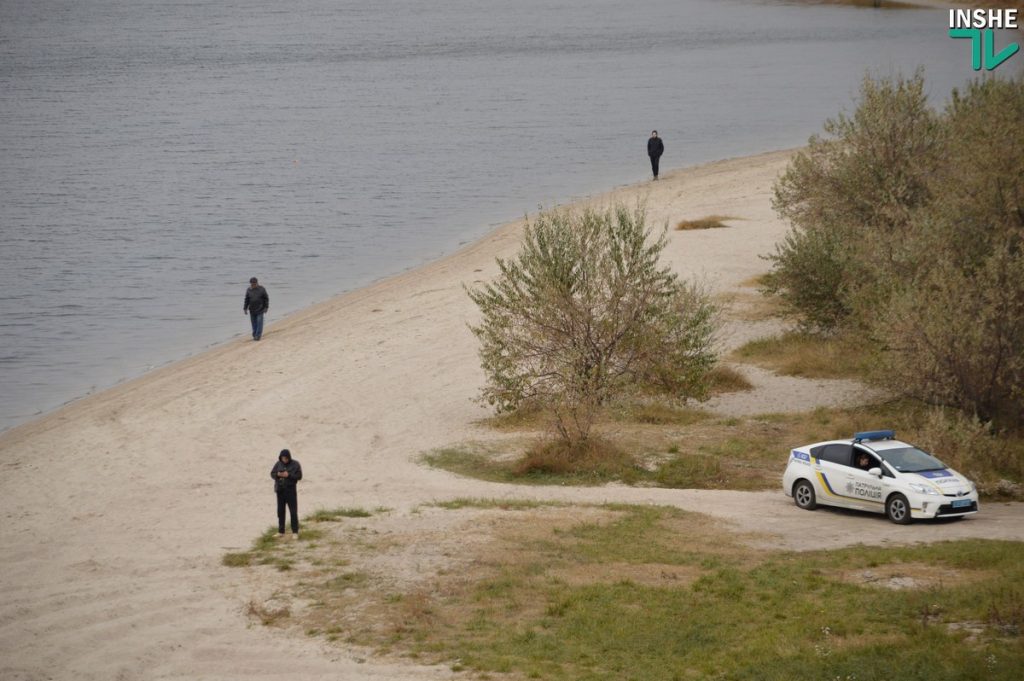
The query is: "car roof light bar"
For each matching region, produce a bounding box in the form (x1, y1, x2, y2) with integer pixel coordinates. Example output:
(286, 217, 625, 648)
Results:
(853, 430, 895, 442)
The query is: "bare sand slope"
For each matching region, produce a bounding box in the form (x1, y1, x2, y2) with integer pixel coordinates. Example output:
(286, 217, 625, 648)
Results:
(2, 150, 1022, 681)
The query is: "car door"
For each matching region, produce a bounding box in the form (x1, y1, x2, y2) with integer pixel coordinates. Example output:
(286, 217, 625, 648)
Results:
(812, 443, 856, 509)
(835, 446, 886, 513)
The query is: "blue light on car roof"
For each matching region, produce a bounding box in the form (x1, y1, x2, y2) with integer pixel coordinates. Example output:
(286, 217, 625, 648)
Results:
(853, 430, 895, 442)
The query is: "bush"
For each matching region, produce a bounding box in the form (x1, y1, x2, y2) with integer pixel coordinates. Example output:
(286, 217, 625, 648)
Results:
(766, 70, 940, 332)
(769, 72, 1024, 429)
(468, 204, 718, 445)
(910, 408, 1024, 498)
(878, 244, 1024, 426)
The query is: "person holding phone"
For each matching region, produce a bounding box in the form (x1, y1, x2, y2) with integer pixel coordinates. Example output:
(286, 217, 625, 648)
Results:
(270, 449, 303, 537)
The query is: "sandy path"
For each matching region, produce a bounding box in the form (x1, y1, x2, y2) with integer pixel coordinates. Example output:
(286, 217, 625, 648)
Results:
(2, 149, 1022, 681)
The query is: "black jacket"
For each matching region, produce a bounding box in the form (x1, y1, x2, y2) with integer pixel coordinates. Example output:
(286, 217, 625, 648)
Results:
(271, 459, 302, 492)
(648, 137, 664, 158)
(244, 285, 269, 315)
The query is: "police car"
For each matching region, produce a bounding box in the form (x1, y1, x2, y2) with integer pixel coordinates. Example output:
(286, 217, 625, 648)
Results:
(782, 430, 978, 524)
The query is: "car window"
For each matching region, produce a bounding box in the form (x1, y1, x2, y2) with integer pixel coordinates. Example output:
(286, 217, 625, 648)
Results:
(852, 446, 880, 471)
(877, 446, 945, 473)
(817, 443, 852, 465)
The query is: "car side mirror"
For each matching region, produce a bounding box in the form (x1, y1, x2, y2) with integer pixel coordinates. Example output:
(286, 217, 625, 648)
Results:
(868, 467, 882, 478)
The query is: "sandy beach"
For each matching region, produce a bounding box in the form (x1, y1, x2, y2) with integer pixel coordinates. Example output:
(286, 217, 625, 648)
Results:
(2, 149, 1023, 681)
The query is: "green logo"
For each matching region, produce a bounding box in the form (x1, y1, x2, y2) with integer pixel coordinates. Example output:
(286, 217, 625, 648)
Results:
(949, 28, 1020, 71)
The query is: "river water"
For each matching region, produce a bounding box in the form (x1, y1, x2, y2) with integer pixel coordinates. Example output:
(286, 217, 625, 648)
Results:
(0, 0, 999, 430)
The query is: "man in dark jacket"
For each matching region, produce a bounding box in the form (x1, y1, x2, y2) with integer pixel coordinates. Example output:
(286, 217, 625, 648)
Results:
(647, 130, 664, 180)
(271, 449, 303, 537)
(243, 277, 269, 341)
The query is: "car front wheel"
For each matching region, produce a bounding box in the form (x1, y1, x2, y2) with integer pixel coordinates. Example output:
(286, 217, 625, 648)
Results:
(793, 480, 817, 510)
(886, 493, 913, 525)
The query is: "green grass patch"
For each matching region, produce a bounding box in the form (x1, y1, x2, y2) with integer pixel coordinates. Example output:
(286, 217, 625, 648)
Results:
(305, 507, 374, 522)
(222, 552, 252, 568)
(731, 330, 872, 379)
(675, 214, 739, 231)
(243, 503, 1024, 679)
(421, 447, 524, 484)
(429, 498, 562, 511)
(425, 400, 1023, 497)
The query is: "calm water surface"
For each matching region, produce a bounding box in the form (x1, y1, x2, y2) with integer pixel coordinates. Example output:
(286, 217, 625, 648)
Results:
(0, 0, 998, 430)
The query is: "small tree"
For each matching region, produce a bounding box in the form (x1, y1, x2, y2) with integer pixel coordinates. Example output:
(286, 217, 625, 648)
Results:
(467, 204, 717, 445)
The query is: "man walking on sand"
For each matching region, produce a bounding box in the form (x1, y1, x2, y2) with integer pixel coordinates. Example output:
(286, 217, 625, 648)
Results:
(271, 449, 302, 537)
(647, 130, 664, 180)
(243, 277, 269, 341)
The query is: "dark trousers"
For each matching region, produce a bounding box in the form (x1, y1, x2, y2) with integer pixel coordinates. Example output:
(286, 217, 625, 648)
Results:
(276, 488, 299, 534)
(249, 312, 264, 340)
(650, 155, 661, 178)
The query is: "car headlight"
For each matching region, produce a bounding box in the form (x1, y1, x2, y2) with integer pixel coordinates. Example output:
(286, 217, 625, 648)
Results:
(908, 482, 940, 496)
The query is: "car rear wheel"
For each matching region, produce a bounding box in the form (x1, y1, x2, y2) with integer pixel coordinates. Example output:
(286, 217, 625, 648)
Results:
(793, 480, 817, 510)
(886, 493, 913, 525)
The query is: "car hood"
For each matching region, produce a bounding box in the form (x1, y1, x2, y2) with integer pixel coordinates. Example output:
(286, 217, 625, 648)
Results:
(911, 468, 973, 495)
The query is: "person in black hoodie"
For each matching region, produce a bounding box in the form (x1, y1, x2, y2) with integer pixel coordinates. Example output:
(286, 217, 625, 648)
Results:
(243, 277, 269, 341)
(270, 449, 303, 537)
(647, 130, 664, 180)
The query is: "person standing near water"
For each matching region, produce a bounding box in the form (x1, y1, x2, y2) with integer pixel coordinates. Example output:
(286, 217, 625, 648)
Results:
(271, 449, 302, 537)
(243, 277, 269, 341)
(647, 130, 664, 180)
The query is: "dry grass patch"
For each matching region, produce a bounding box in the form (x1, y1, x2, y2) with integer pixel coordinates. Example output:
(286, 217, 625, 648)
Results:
(738, 273, 772, 289)
(716, 289, 786, 322)
(247, 599, 290, 626)
(675, 214, 739, 230)
(514, 437, 637, 479)
(477, 403, 547, 431)
(708, 364, 754, 394)
(837, 562, 994, 591)
(730, 330, 872, 379)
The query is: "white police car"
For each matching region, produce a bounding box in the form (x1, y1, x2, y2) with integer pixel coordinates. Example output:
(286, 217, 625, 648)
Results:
(782, 430, 979, 524)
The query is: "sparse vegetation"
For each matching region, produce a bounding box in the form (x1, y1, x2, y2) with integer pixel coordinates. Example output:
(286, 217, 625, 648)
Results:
(426, 399, 1024, 498)
(305, 507, 374, 522)
(247, 599, 290, 626)
(233, 503, 1024, 679)
(675, 214, 738, 230)
(731, 331, 872, 379)
(707, 364, 754, 394)
(222, 552, 252, 568)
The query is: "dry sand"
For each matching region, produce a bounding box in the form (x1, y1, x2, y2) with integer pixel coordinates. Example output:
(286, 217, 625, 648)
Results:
(2, 149, 1022, 681)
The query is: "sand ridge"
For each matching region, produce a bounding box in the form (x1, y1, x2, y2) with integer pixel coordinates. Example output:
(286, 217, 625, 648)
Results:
(2, 149, 1023, 681)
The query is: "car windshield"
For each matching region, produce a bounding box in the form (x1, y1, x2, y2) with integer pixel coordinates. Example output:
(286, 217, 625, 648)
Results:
(878, 446, 945, 473)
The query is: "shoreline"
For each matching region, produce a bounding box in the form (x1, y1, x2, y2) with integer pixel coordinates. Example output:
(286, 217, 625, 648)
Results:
(0, 147, 795, 441)
(5, 147, 1020, 681)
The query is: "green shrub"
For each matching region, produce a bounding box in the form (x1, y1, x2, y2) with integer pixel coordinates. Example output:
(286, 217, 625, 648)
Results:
(769, 72, 1024, 430)
(468, 203, 718, 446)
(766, 70, 940, 332)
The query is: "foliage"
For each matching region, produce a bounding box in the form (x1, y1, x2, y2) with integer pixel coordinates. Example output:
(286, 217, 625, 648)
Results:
(468, 204, 718, 444)
(765, 69, 940, 331)
(767, 72, 1024, 429)
(426, 398, 1024, 498)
